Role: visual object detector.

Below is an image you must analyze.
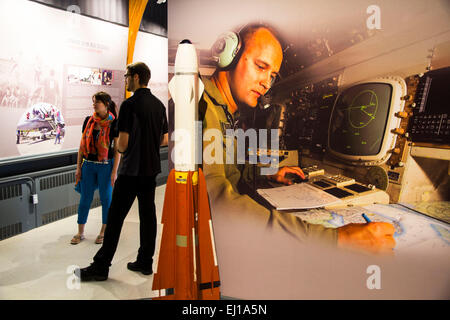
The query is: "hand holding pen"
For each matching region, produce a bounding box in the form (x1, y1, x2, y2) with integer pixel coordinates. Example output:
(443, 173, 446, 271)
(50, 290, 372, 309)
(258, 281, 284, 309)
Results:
(337, 213, 396, 254)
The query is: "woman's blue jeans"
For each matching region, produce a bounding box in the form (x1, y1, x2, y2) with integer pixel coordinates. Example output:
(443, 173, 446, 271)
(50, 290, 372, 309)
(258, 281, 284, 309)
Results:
(77, 160, 113, 225)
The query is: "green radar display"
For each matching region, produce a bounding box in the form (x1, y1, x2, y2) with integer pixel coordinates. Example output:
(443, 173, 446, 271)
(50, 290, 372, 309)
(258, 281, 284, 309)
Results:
(329, 83, 392, 156)
(348, 90, 378, 129)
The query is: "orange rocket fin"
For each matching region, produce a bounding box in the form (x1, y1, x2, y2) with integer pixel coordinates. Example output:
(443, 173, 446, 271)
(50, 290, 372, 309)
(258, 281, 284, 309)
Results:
(196, 168, 221, 299)
(152, 169, 177, 299)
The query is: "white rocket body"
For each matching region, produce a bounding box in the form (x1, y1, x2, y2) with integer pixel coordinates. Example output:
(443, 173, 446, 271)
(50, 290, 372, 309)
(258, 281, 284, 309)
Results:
(169, 41, 204, 172)
(155, 41, 220, 300)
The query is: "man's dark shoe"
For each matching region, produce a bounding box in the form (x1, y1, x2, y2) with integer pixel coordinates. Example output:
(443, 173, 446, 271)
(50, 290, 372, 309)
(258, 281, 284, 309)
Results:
(127, 261, 153, 275)
(75, 263, 109, 281)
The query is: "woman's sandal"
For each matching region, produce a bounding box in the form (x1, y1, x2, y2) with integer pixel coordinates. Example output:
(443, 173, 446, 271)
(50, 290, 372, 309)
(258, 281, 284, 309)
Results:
(95, 235, 104, 244)
(70, 234, 85, 245)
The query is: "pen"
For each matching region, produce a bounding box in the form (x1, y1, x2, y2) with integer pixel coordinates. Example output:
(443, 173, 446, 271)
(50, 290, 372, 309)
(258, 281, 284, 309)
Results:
(362, 213, 371, 223)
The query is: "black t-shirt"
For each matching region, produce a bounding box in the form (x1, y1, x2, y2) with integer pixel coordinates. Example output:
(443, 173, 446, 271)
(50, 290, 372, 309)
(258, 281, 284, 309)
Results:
(82, 116, 118, 161)
(118, 88, 168, 176)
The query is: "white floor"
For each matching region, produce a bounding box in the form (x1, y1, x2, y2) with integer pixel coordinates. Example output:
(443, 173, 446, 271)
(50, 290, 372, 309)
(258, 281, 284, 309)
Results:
(0, 185, 166, 300)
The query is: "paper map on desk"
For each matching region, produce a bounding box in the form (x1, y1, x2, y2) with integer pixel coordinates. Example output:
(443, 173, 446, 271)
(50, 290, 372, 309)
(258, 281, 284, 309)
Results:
(291, 203, 450, 253)
(400, 201, 450, 224)
(257, 183, 342, 210)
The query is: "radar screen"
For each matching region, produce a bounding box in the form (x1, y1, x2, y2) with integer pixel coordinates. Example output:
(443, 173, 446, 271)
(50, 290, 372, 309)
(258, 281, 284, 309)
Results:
(329, 83, 392, 156)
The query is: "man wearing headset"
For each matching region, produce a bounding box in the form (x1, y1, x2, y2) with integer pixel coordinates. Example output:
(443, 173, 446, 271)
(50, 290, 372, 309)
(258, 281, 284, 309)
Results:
(201, 23, 396, 254)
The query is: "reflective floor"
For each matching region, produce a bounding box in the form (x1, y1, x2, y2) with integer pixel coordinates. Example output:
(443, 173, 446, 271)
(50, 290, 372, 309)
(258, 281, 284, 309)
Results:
(0, 185, 166, 300)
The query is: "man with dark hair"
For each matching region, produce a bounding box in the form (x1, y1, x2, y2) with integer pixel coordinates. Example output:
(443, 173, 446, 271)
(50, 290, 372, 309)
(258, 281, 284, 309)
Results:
(126, 62, 151, 86)
(76, 62, 168, 281)
(202, 25, 395, 254)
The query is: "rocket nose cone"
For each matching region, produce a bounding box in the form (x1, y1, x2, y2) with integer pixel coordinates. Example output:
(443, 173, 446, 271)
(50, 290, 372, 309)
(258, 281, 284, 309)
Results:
(180, 39, 192, 44)
(174, 41, 198, 73)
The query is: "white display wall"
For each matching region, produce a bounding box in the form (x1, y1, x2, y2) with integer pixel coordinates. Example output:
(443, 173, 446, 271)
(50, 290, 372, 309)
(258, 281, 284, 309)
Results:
(0, 0, 168, 161)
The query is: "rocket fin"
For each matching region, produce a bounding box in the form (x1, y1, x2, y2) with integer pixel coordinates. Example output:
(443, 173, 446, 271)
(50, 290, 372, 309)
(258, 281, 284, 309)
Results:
(152, 170, 177, 299)
(168, 76, 177, 105)
(196, 168, 221, 299)
(197, 77, 204, 102)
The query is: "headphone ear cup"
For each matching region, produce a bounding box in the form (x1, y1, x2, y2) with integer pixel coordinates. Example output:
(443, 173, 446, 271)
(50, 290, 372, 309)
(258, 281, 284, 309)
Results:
(211, 31, 240, 69)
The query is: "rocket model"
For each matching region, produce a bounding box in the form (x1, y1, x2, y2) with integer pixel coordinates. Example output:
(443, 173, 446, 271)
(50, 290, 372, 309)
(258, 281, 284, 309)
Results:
(152, 40, 220, 300)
